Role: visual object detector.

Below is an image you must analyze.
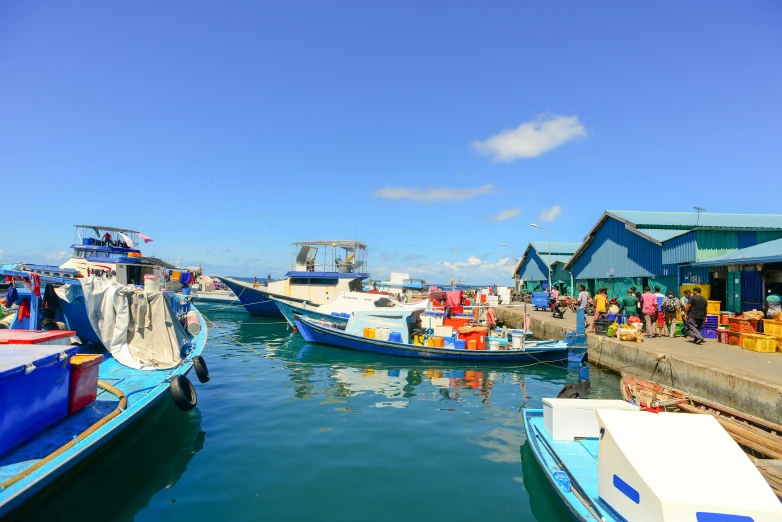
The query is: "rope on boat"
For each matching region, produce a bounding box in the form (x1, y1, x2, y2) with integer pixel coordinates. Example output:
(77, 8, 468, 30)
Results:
(0, 381, 127, 491)
(200, 315, 269, 358)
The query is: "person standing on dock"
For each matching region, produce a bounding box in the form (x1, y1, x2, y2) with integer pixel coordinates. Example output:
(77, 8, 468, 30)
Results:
(619, 289, 639, 322)
(680, 290, 692, 337)
(577, 284, 589, 328)
(686, 287, 707, 345)
(766, 289, 781, 319)
(662, 290, 680, 338)
(640, 287, 658, 338)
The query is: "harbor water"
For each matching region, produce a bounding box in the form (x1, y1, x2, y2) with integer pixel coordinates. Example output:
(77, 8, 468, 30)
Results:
(23, 308, 621, 522)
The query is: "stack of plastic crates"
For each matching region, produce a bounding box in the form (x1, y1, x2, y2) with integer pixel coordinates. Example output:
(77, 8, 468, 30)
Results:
(702, 314, 719, 339)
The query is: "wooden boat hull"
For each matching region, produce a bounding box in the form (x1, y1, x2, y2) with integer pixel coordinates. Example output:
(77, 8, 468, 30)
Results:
(295, 315, 584, 363)
(0, 307, 209, 517)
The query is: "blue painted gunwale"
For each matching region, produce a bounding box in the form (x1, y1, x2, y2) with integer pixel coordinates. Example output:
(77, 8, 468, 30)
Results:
(522, 409, 618, 522)
(271, 296, 348, 328)
(285, 271, 370, 279)
(215, 277, 290, 318)
(0, 301, 208, 517)
(295, 315, 584, 363)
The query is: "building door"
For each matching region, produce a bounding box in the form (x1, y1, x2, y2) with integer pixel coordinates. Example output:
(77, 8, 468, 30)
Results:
(741, 271, 764, 312)
(727, 271, 741, 314)
(710, 274, 726, 312)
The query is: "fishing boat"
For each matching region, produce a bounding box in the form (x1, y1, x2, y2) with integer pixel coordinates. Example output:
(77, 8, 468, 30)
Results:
(523, 400, 782, 521)
(294, 310, 583, 363)
(0, 268, 210, 517)
(621, 373, 782, 500)
(216, 240, 370, 318)
(270, 292, 429, 329)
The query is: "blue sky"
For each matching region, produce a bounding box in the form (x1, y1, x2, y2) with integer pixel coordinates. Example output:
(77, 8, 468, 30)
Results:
(1, 2, 780, 284)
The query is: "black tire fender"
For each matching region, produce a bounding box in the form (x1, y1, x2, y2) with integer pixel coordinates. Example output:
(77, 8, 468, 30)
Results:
(193, 355, 210, 383)
(170, 374, 197, 411)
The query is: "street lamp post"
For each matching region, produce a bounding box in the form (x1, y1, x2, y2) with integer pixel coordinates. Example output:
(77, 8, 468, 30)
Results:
(501, 243, 518, 291)
(530, 224, 551, 292)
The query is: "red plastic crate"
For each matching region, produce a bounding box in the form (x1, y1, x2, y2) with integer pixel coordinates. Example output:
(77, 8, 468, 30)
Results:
(68, 354, 103, 414)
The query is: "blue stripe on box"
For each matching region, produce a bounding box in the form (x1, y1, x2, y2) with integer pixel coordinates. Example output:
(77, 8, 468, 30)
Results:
(696, 513, 754, 522)
(613, 474, 640, 504)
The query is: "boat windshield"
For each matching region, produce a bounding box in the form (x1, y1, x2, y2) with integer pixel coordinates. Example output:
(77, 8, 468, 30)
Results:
(290, 240, 368, 274)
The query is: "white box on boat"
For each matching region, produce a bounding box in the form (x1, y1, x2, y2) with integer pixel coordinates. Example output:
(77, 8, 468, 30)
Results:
(542, 398, 637, 441)
(596, 409, 782, 521)
(433, 326, 453, 337)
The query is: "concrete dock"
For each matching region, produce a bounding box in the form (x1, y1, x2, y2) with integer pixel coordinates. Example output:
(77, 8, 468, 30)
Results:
(498, 306, 782, 425)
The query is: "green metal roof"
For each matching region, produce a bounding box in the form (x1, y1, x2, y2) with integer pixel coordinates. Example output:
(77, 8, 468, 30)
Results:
(607, 210, 782, 230)
(691, 238, 782, 267)
(635, 228, 690, 242)
(529, 241, 581, 255)
(548, 255, 573, 266)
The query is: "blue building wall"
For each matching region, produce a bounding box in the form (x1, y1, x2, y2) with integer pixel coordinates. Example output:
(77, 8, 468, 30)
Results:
(569, 217, 663, 279)
(517, 249, 549, 284)
(662, 231, 696, 265)
(680, 265, 710, 285)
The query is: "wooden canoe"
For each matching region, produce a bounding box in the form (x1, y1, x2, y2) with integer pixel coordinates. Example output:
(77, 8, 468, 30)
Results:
(621, 373, 782, 500)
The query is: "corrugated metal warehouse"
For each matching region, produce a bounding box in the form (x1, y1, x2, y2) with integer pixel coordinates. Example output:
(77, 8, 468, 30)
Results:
(514, 242, 580, 293)
(565, 210, 782, 310)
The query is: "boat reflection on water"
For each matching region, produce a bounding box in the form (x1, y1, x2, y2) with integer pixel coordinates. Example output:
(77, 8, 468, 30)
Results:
(520, 440, 576, 521)
(21, 401, 205, 522)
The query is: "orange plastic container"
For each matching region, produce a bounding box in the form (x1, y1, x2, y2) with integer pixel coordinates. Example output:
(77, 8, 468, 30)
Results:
(444, 317, 470, 329)
(433, 337, 443, 348)
(68, 354, 102, 414)
(728, 331, 744, 347)
(459, 330, 485, 350)
(363, 328, 376, 339)
(467, 340, 477, 350)
(728, 318, 757, 333)
(719, 312, 735, 324)
(481, 294, 487, 303)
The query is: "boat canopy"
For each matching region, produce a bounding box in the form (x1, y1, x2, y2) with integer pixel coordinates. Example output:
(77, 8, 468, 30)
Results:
(345, 309, 415, 339)
(290, 240, 368, 275)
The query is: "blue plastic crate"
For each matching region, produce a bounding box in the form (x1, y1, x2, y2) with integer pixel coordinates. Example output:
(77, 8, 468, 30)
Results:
(0, 344, 77, 456)
(702, 326, 718, 339)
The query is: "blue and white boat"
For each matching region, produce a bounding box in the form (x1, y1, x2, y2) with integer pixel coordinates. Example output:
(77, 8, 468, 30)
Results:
(294, 310, 583, 363)
(0, 268, 209, 518)
(217, 240, 371, 318)
(270, 291, 429, 329)
(523, 399, 782, 521)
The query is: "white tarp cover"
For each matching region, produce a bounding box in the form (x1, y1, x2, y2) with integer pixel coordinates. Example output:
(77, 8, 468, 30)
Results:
(71, 277, 189, 369)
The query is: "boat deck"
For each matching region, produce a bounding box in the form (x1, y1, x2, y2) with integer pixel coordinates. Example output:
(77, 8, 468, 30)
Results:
(524, 409, 616, 522)
(0, 355, 179, 483)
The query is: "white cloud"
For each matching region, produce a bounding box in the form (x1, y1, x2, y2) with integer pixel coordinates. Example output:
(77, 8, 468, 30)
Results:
(490, 208, 521, 222)
(538, 205, 562, 222)
(43, 251, 70, 263)
(372, 184, 496, 203)
(472, 114, 586, 162)
(443, 256, 512, 273)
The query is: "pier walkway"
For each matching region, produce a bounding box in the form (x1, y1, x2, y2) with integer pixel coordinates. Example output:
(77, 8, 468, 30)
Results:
(498, 306, 782, 425)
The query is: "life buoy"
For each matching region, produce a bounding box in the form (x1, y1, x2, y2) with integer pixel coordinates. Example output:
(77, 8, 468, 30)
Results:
(170, 374, 197, 411)
(193, 355, 210, 383)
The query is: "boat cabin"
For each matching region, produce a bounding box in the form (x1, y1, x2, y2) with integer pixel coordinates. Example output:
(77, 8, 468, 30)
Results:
(264, 241, 369, 304)
(59, 225, 163, 285)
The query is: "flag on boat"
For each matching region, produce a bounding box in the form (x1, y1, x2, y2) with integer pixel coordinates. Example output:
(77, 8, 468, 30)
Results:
(138, 233, 153, 243)
(118, 232, 135, 249)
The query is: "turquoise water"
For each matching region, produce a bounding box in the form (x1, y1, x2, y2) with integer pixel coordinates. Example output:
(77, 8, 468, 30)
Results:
(24, 308, 621, 522)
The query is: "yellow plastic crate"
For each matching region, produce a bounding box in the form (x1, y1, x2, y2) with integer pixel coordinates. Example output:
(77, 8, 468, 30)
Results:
(706, 300, 721, 315)
(743, 333, 777, 353)
(763, 319, 782, 337)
